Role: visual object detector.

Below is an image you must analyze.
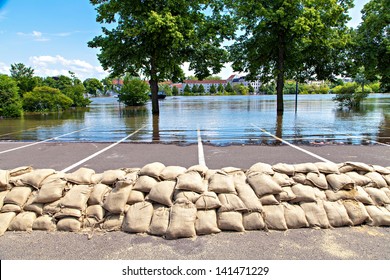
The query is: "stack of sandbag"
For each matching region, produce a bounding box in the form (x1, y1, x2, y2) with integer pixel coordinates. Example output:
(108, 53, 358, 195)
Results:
(1, 161, 390, 239)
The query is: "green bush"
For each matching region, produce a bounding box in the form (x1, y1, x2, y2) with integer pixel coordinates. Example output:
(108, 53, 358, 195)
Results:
(118, 77, 149, 106)
(23, 86, 73, 112)
(332, 82, 368, 109)
(0, 74, 23, 117)
(300, 83, 330, 94)
(63, 84, 91, 107)
(370, 82, 381, 93)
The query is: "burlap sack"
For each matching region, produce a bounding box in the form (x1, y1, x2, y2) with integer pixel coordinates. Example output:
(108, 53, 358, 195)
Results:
(247, 162, 274, 176)
(122, 201, 153, 233)
(23, 191, 43, 215)
(165, 199, 197, 239)
(208, 171, 236, 194)
(139, 162, 165, 179)
(305, 172, 328, 190)
(65, 167, 95, 184)
(32, 215, 56, 231)
(0, 170, 9, 190)
(292, 173, 306, 184)
(218, 193, 248, 212)
(3, 186, 33, 207)
(326, 173, 355, 191)
(0, 212, 16, 236)
(195, 192, 221, 210)
(294, 163, 319, 174)
(232, 171, 247, 186)
(86, 205, 105, 221)
(33, 178, 67, 204)
(187, 165, 209, 177)
(160, 166, 187, 181)
(1, 204, 22, 213)
(0, 190, 9, 209)
(272, 163, 295, 176)
(148, 204, 170, 236)
(60, 184, 92, 211)
(383, 175, 390, 186)
(101, 214, 124, 231)
(314, 162, 340, 174)
(100, 169, 127, 185)
(365, 206, 390, 226)
(382, 188, 390, 200)
(272, 172, 294, 187)
(345, 172, 374, 187)
(291, 184, 316, 203)
(279, 187, 297, 202)
(173, 190, 201, 203)
(221, 167, 243, 174)
(247, 173, 282, 197)
(217, 211, 244, 232)
(54, 208, 83, 219)
(133, 175, 158, 193)
(8, 212, 36, 231)
(262, 205, 288, 230)
(364, 172, 388, 189)
(88, 183, 111, 206)
(176, 171, 206, 193)
(195, 210, 221, 235)
(300, 201, 330, 228)
(127, 190, 145, 205)
(339, 162, 373, 173)
(283, 203, 309, 229)
(10, 169, 56, 189)
(57, 217, 81, 232)
(365, 187, 390, 206)
(313, 187, 327, 201)
(103, 180, 132, 213)
(372, 165, 390, 175)
(343, 200, 372, 225)
(148, 180, 176, 207)
(9, 166, 33, 177)
(235, 183, 263, 212)
(259, 194, 280, 205)
(325, 187, 374, 205)
(323, 201, 353, 227)
(243, 212, 266, 230)
(42, 199, 61, 216)
(205, 169, 218, 180)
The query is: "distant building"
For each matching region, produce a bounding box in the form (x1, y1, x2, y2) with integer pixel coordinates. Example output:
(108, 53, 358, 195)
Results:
(231, 75, 262, 94)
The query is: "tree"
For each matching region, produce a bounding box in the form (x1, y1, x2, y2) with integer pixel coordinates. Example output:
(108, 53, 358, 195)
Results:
(228, 0, 353, 114)
(198, 84, 205, 94)
(332, 82, 368, 109)
(233, 84, 249, 95)
(192, 84, 199, 94)
(63, 84, 91, 107)
(10, 63, 38, 94)
(217, 83, 224, 93)
(248, 84, 255, 94)
(88, 0, 234, 115)
(172, 86, 179, 96)
(83, 78, 103, 96)
(0, 74, 23, 117)
(159, 84, 172, 96)
(353, 0, 389, 92)
(204, 75, 222, 80)
(225, 83, 233, 93)
(23, 86, 73, 112)
(118, 76, 150, 106)
(210, 84, 217, 94)
(101, 76, 114, 95)
(183, 84, 191, 94)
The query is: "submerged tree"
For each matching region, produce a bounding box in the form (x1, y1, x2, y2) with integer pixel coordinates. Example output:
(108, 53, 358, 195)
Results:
(89, 0, 234, 115)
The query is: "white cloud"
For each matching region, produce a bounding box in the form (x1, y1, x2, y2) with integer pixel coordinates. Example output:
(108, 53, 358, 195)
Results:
(17, 30, 50, 41)
(0, 62, 10, 75)
(29, 55, 109, 80)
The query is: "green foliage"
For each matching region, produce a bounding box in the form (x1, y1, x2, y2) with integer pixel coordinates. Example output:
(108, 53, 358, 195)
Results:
(370, 82, 381, 93)
(259, 84, 276, 95)
(204, 75, 222, 80)
(10, 63, 38, 95)
(225, 83, 233, 93)
(217, 83, 225, 93)
(63, 84, 91, 107)
(119, 77, 150, 106)
(332, 82, 369, 109)
(101, 77, 114, 95)
(233, 84, 249, 95)
(248, 84, 254, 94)
(23, 86, 73, 112)
(198, 84, 205, 94)
(83, 78, 103, 96)
(283, 81, 297, 95)
(0, 74, 23, 117)
(42, 75, 73, 91)
(183, 84, 191, 93)
(192, 84, 199, 93)
(172, 86, 179, 96)
(300, 84, 330, 94)
(159, 84, 172, 96)
(209, 84, 217, 94)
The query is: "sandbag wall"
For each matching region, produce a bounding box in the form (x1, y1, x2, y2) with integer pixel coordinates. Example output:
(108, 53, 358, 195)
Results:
(1, 161, 390, 239)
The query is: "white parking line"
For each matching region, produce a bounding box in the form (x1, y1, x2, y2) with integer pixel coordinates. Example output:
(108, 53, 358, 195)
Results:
(251, 124, 334, 163)
(0, 127, 90, 155)
(61, 125, 146, 173)
(197, 128, 206, 166)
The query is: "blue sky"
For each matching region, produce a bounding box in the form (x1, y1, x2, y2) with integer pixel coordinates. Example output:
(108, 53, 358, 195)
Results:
(0, 0, 370, 81)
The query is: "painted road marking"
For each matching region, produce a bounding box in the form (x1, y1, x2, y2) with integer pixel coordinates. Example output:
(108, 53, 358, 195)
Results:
(61, 125, 146, 173)
(0, 128, 90, 155)
(197, 128, 206, 166)
(251, 123, 334, 163)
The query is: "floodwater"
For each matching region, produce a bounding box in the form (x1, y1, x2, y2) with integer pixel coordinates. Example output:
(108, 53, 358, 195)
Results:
(0, 94, 389, 146)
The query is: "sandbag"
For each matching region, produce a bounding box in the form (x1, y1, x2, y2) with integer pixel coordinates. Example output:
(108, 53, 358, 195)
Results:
(263, 205, 288, 231)
(205, 169, 218, 180)
(247, 173, 282, 197)
(127, 190, 145, 205)
(0, 190, 9, 209)
(88, 183, 111, 206)
(313, 187, 327, 201)
(122, 201, 154, 233)
(33, 178, 67, 204)
(0, 212, 16, 236)
(325, 187, 374, 205)
(9, 166, 33, 177)
(103, 180, 132, 214)
(160, 166, 187, 181)
(195, 210, 221, 235)
(343, 200, 372, 225)
(372, 165, 390, 175)
(279, 187, 296, 202)
(365, 206, 390, 226)
(326, 174, 355, 191)
(3, 186, 33, 207)
(273, 172, 294, 187)
(272, 163, 295, 176)
(139, 162, 165, 179)
(235, 183, 263, 212)
(86, 205, 105, 221)
(365, 187, 390, 206)
(8, 211, 36, 231)
(57, 217, 81, 232)
(294, 163, 319, 174)
(292, 173, 306, 184)
(218, 193, 247, 212)
(10, 169, 55, 189)
(314, 162, 340, 174)
(259, 194, 280, 205)
(195, 192, 222, 210)
(1, 204, 22, 213)
(323, 201, 353, 227)
(247, 162, 274, 176)
(173, 190, 201, 204)
(100, 169, 126, 185)
(148, 204, 170, 236)
(364, 172, 388, 189)
(383, 175, 390, 186)
(300, 201, 330, 228)
(208, 172, 236, 194)
(242, 212, 266, 230)
(291, 184, 316, 203)
(345, 172, 373, 187)
(187, 165, 208, 177)
(133, 176, 158, 193)
(283, 203, 309, 229)
(54, 208, 83, 219)
(23, 191, 43, 215)
(65, 167, 95, 184)
(42, 199, 61, 216)
(60, 184, 92, 211)
(0, 170, 9, 190)
(382, 188, 390, 200)
(176, 171, 206, 193)
(165, 199, 197, 239)
(306, 172, 328, 190)
(339, 162, 373, 173)
(32, 215, 56, 231)
(217, 211, 244, 232)
(221, 167, 243, 174)
(148, 180, 176, 207)
(101, 214, 124, 231)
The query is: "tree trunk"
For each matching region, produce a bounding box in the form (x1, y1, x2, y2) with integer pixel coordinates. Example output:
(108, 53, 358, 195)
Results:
(149, 79, 159, 115)
(276, 31, 285, 114)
